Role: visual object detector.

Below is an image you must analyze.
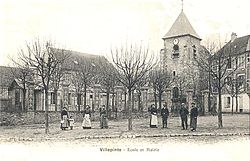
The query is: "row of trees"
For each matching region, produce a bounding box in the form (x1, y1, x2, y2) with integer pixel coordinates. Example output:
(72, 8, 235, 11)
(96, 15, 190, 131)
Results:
(12, 38, 244, 133)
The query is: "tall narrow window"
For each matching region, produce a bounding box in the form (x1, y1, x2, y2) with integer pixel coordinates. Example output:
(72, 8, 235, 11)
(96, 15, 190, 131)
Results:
(77, 93, 82, 105)
(172, 45, 179, 59)
(68, 93, 71, 105)
(247, 53, 250, 63)
(51, 92, 56, 104)
(193, 45, 197, 59)
(237, 74, 245, 88)
(225, 97, 230, 108)
(173, 71, 176, 77)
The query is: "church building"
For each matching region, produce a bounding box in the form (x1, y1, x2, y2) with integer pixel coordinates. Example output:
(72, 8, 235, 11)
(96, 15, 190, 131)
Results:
(160, 8, 204, 110)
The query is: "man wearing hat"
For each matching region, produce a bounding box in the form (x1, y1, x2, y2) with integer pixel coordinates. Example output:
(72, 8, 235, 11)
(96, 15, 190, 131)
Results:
(190, 102, 198, 131)
(161, 103, 169, 128)
(179, 103, 189, 130)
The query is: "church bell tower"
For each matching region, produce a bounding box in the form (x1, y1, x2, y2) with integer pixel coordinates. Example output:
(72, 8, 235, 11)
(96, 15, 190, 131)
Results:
(160, 2, 202, 109)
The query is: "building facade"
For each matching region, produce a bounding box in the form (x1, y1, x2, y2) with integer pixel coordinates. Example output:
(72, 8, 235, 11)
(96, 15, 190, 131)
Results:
(216, 33, 250, 113)
(160, 10, 204, 110)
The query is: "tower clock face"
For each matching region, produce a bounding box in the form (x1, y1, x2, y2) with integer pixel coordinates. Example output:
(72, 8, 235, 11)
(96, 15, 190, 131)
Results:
(173, 38, 179, 45)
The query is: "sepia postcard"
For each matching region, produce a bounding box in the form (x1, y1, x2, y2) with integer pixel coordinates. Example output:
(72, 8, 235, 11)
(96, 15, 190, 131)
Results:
(0, 0, 249, 161)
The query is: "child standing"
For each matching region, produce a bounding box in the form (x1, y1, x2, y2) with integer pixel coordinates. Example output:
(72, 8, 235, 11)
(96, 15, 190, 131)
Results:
(68, 116, 74, 130)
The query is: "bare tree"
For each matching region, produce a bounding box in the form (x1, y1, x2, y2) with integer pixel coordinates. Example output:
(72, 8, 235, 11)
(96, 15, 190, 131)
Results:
(194, 40, 243, 128)
(17, 39, 69, 134)
(71, 66, 85, 111)
(225, 74, 245, 114)
(9, 62, 33, 111)
(111, 44, 156, 130)
(134, 76, 148, 113)
(50, 48, 71, 111)
(99, 59, 118, 116)
(72, 57, 97, 111)
(149, 67, 172, 111)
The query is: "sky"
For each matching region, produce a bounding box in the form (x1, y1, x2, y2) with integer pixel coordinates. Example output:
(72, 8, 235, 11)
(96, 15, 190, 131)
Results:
(1, 0, 250, 66)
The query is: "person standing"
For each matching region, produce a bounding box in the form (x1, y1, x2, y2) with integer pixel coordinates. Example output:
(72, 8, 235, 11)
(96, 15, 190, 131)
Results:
(179, 103, 189, 130)
(149, 104, 158, 128)
(61, 107, 69, 130)
(68, 116, 74, 130)
(82, 105, 92, 129)
(161, 103, 169, 128)
(100, 105, 108, 128)
(190, 102, 198, 131)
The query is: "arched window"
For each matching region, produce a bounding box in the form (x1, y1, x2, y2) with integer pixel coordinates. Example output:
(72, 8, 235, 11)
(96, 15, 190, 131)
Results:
(173, 45, 179, 51)
(172, 87, 179, 98)
(172, 45, 180, 59)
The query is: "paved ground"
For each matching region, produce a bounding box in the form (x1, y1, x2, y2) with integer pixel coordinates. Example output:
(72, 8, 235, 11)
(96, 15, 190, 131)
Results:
(0, 114, 249, 141)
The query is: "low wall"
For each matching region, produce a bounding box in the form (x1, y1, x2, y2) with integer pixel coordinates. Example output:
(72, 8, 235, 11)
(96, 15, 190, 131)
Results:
(0, 111, 150, 126)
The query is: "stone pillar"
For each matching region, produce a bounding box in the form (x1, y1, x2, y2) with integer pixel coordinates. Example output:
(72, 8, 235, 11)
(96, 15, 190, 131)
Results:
(62, 87, 69, 110)
(165, 88, 172, 109)
(186, 89, 193, 110)
(27, 84, 35, 123)
(93, 84, 101, 111)
(141, 87, 149, 111)
(28, 85, 34, 111)
(115, 86, 123, 112)
(202, 90, 209, 114)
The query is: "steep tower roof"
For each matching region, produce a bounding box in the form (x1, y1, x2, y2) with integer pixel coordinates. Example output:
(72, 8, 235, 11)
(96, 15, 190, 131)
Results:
(163, 11, 201, 40)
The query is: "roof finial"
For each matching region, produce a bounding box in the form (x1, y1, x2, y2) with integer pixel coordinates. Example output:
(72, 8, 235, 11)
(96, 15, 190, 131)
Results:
(181, 0, 184, 12)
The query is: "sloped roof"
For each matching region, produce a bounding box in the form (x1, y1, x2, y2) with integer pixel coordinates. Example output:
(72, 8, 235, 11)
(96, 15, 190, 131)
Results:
(163, 11, 201, 40)
(49, 48, 110, 71)
(218, 35, 250, 56)
(0, 66, 16, 87)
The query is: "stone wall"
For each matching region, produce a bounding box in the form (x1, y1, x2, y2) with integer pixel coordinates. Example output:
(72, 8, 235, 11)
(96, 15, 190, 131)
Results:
(0, 111, 150, 126)
(0, 111, 98, 126)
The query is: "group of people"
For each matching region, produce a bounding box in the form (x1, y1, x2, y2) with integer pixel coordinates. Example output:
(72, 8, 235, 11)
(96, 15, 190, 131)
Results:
(149, 102, 198, 131)
(61, 102, 198, 131)
(60, 105, 109, 130)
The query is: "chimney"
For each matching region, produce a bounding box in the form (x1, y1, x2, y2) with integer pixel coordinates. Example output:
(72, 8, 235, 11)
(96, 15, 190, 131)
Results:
(231, 32, 237, 42)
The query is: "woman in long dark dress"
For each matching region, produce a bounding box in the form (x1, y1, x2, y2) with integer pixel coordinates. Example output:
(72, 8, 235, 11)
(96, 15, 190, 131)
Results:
(100, 105, 108, 128)
(82, 105, 92, 129)
(61, 107, 69, 130)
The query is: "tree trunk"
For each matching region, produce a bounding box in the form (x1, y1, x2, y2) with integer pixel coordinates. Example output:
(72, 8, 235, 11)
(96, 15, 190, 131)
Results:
(132, 91, 135, 112)
(54, 89, 58, 111)
(154, 88, 157, 108)
(84, 84, 87, 110)
(124, 91, 127, 112)
(77, 93, 81, 111)
(106, 89, 110, 118)
(128, 88, 132, 131)
(106, 89, 110, 111)
(22, 88, 27, 111)
(218, 59, 223, 129)
(208, 70, 212, 112)
(137, 90, 142, 112)
(218, 88, 223, 128)
(111, 90, 115, 111)
(231, 96, 234, 115)
(45, 89, 49, 134)
(158, 92, 162, 111)
(236, 94, 238, 112)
